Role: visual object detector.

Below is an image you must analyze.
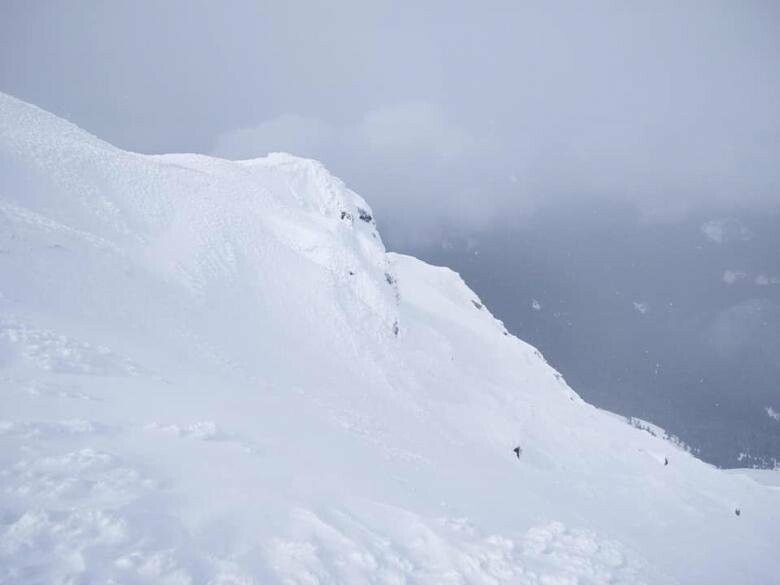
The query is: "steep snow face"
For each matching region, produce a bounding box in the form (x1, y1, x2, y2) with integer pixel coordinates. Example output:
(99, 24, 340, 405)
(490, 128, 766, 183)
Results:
(1, 91, 779, 585)
(0, 92, 398, 384)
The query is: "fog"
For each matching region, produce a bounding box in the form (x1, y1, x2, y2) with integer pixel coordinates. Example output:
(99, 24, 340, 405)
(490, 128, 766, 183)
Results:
(2, 0, 779, 466)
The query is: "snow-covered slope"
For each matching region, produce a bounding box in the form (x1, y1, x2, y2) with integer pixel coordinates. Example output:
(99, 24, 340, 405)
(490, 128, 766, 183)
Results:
(1, 91, 778, 584)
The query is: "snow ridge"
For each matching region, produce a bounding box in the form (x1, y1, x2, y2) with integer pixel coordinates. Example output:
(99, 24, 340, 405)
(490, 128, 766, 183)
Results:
(2, 91, 780, 584)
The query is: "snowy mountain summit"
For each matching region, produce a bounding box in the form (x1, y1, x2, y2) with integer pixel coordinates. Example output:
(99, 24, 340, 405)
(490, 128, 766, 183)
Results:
(1, 92, 779, 584)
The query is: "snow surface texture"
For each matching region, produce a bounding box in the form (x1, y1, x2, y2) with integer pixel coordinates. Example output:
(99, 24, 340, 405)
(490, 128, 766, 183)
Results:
(1, 91, 779, 584)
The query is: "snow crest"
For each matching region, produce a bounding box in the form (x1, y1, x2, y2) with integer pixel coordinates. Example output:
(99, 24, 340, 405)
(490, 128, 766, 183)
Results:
(2, 91, 780, 584)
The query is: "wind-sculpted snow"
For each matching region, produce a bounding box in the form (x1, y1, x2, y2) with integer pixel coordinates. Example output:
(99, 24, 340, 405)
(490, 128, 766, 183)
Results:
(1, 316, 147, 376)
(1, 91, 779, 583)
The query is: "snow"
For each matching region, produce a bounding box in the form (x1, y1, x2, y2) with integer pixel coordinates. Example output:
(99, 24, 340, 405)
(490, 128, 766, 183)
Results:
(722, 270, 747, 285)
(2, 91, 780, 584)
(700, 218, 752, 244)
(727, 468, 780, 487)
(721, 271, 779, 286)
(755, 274, 780, 286)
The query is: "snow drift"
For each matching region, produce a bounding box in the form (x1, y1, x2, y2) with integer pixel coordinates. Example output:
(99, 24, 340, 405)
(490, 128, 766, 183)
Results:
(1, 91, 779, 584)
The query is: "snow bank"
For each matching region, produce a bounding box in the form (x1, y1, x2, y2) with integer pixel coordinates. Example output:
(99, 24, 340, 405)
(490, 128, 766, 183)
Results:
(2, 91, 779, 584)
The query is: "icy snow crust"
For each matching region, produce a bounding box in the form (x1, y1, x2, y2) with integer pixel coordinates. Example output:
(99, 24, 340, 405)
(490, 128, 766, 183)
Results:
(1, 91, 778, 584)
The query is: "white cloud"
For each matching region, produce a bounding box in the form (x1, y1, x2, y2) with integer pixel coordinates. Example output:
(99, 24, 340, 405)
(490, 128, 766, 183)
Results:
(211, 114, 335, 160)
(209, 105, 779, 242)
(211, 102, 473, 164)
(767, 407, 780, 421)
(359, 102, 472, 161)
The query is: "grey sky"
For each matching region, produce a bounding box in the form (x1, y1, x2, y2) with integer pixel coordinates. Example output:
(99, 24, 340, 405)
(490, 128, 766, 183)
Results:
(2, 1, 779, 243)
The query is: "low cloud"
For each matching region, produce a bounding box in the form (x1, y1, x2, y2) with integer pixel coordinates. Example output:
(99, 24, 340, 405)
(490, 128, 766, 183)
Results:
(201, 2, 780, 245)
(211, 102, 510, 242)
(359, 102, 473, 161)
(707, 299, 780, 358)
(212, 99, 780, 245)
(212, 102, 472, 164)
(212, 114, 335, 161)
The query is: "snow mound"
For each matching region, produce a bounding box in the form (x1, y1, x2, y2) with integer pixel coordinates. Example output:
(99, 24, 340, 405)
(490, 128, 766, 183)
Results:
(2, 91, 780, 584)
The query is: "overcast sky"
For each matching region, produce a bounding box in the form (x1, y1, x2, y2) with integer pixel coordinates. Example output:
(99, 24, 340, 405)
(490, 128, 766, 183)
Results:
(2, 0, 779, 244)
